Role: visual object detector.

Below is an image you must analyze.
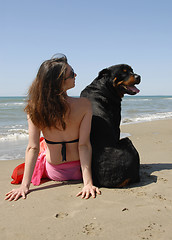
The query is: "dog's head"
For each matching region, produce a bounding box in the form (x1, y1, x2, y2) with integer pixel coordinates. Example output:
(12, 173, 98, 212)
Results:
(98, 64, 141, 97)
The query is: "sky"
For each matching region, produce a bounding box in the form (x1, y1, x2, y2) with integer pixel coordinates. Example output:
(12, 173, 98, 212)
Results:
(0, 0, 172, 96)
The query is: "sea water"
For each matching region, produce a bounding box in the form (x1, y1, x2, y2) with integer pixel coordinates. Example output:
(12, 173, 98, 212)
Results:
(0, 96, 172, 160)
(0, 97, 28, 160)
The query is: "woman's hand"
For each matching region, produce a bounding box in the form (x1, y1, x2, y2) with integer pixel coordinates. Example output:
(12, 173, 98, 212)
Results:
(5, 185, 29, 201)
(76, 184, 101, 199)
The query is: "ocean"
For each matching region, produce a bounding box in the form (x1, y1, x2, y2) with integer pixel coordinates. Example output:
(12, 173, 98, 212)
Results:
(0, 96, 172, 160)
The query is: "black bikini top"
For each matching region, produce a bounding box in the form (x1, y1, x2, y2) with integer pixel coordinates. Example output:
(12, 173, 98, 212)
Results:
(44, 138, 79, 162)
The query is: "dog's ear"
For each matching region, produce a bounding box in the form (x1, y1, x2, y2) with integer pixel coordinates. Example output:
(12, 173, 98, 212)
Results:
(98, 68, 111, 79)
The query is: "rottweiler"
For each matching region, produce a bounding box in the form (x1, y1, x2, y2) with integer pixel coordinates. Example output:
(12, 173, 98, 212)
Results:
(80, 64, 141, 188)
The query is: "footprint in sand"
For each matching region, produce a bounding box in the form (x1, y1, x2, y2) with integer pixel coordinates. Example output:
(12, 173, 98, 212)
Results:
(158, 177, 168, 183)
(140, 222, 165, 239)
(153, 193, 166, 201)
(55, 212, 69, 218)
(137, 192, 147, 197)
(82, 223, 102, 235)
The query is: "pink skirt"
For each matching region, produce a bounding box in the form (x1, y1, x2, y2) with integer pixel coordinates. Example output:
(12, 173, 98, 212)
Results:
(11, 138, 82, 186)
(31, 152, 82, 185)
(45, 160, 82, 182)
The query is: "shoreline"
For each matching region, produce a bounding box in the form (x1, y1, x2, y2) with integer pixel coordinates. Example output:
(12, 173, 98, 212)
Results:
(0, 118, 172, 239)
(121, 116, 172, 125)
(0, 118, 172, 161)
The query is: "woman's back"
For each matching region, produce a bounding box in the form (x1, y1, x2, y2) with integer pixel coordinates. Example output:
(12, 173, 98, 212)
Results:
(43, 97, 89, 164)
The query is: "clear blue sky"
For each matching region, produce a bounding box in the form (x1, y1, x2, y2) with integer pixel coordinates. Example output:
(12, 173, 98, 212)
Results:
(0, 0, 172, 96)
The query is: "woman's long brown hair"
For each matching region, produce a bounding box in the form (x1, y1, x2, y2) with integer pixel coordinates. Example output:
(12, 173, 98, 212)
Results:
(24, 54, 69, 130)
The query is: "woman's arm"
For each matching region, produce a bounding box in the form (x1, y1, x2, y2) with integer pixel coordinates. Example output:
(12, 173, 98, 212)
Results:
(76, 98, 101, 199)
(5, 115, 40, 201)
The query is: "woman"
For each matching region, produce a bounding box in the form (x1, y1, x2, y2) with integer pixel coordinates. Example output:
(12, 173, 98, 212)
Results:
(5, 54, 100, 201)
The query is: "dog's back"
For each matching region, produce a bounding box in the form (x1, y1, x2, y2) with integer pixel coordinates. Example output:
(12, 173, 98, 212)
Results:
(81, 64, 140, 187)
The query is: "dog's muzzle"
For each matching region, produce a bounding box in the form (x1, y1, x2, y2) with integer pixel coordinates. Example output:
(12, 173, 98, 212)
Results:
(134, 74, 141, 84)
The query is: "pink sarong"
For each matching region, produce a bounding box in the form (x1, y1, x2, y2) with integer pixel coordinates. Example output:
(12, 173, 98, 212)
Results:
(45, 160, 82, 182)
(11, 137, 82, 186)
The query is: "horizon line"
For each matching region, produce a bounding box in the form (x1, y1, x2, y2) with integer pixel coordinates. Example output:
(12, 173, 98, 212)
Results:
(0, 94, 172, 98)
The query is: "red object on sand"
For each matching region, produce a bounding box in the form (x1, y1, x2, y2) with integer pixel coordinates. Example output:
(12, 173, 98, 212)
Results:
(11, 137, 48, 185)
(11, 163, 25, 184)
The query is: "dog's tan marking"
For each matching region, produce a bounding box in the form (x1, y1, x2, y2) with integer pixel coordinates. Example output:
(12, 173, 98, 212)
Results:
(122, 75, 136, 86)
(116, 178, 130, 187)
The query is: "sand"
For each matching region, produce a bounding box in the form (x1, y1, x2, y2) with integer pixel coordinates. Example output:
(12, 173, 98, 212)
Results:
(0, 119, 172, 240)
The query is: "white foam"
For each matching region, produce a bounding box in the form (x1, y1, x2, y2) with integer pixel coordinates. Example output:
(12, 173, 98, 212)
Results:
(0, 153, 23, 161)
(8, 128, 28, 133)
(122, 112, 172, 124)
(123, 98, 151, 102)
(0, 102, 25, 107)
(0, 133, 29, 142)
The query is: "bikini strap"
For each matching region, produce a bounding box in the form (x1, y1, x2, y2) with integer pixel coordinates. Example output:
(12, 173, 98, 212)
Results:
(61, 143, 66, 162)
(44, 138, 79, 145)
(44, 138, 79, 162)
(61, 139, 79, 161)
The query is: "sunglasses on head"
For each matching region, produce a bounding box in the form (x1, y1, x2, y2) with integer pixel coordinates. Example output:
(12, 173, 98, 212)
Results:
(65, 69, 75, 80)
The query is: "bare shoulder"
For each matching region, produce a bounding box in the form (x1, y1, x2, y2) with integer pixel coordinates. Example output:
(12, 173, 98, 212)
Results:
(67, 97, 92, 126)
(69, 97, 92, 111)
(67, 97, 92, 121)
(78, 97, 91, 106)
(77, 97, 92, 113)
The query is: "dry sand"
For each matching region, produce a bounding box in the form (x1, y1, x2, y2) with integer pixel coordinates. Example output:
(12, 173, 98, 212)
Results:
(0, 119, 172, 240)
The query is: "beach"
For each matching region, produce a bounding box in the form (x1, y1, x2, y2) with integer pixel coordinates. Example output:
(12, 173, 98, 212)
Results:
(0, 119, 172, 240)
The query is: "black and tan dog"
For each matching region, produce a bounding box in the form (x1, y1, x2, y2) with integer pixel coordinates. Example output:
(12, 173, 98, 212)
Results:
(80, 64, 141, 188)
